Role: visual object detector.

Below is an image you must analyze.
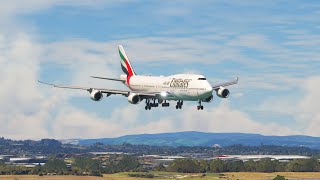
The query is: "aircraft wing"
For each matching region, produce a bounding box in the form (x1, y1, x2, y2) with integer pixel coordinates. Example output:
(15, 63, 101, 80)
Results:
(211, 77, 239, 90)
(38, 80, 130, 95)
(38, 80, 170, 98)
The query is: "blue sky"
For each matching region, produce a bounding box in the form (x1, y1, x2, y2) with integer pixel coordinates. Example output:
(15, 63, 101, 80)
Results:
(0, 0, 320, 139)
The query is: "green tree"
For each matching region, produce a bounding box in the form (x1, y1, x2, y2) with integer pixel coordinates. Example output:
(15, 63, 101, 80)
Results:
(42, 159, 68, 175)
(243, 160, 257, 172)
(102, 162, 117, 174)
(115, 155, 139, 172)
(31, 164, 43, 175)
(275, 162, 286, 172)
(209, 159, 225, 173)
(154, 163, 166, 171)
(73, 157, 101, 174)
(303, 158, 320, 172)
(286, 158, 320, 172)
(199, 159, 209, 173)
(167, 159, 200, 173)
(256, 159, 278, 172)
(226, 160, 244, 172)
(273, 175, 286, 180)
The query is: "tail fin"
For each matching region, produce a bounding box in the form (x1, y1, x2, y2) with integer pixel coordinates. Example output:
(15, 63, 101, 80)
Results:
(118, 45, 136, 77)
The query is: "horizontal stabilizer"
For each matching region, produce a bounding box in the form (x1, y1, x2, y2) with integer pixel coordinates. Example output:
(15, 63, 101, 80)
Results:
(90, 76, 125, 82)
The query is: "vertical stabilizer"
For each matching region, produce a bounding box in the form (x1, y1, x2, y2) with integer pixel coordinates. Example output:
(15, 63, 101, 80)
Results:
(118, 45, 136, 77)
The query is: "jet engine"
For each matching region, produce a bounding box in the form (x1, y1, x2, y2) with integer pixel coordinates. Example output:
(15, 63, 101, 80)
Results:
(128, 93, 141, 104)
(90, 89, 103, 101)
(216, 87, 230, 98)
(203, 95, 213, 102)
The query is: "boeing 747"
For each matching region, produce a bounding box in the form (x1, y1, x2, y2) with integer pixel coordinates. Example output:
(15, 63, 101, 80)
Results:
(39, 45, 238, 110)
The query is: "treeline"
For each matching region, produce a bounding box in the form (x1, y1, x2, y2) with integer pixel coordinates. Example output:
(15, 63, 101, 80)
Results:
(2, 156, 320, 176)
(0, 158, 103, 176)
(216, 144, 318, 156)
(74, 143, 320, 156)
(1, 136, 319, 156)
(0, 162, 29, 175)
(0, 156, 140, 176)
(167, 158, 320, 173)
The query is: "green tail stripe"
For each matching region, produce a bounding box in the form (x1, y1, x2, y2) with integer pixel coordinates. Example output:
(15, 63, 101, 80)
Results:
(119, 50, 126, 63)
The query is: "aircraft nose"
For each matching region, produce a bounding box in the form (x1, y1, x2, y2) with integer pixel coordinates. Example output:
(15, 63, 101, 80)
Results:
(206, 84, 213, 93)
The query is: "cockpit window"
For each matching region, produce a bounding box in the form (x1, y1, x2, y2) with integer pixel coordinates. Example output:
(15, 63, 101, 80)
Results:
(198, 78, 206, 80)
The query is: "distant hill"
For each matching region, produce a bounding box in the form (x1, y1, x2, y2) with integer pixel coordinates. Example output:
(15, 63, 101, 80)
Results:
(61, 131, 320, 149)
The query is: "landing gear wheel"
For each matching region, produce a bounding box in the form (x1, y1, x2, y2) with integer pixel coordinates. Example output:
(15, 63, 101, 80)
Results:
(145, 99, 152, 110)
(176, 101, 183, 109)
(162, 101, 169, 107)
(197, 100, 203, 110)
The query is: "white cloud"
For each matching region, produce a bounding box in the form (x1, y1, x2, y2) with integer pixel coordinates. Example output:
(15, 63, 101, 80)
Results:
(1, 1, 320, 140)
(48, 100, 299, 139)
(0, 32, 54, 139)
(175, 102, 297, 135)
(256, 76, 320, 136)
(228, 34, 276, 51)
(51, 106, 124, 139)
(297, 76, 320, 136)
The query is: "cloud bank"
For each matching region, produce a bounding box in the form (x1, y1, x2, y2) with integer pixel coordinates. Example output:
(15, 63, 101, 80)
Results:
(0, 1, 319, 139)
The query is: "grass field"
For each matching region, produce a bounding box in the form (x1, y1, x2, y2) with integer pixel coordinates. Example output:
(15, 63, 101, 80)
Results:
(223, 172, 320, 180)
(1, 172, 320, 180)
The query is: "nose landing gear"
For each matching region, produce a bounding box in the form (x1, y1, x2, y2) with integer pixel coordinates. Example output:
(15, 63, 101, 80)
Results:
(176, 100, 183, 109)
(197, 100, 204, 110)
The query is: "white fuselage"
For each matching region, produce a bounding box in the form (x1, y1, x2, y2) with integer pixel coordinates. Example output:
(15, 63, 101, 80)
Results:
(124, 74, 213, 101)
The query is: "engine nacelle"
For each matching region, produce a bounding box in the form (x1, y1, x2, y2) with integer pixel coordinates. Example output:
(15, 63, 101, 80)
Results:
(128, 93, 141, 104)
(203, 95, 213, 102)
(90, 89, 103, 101)
(216, 87, 230, 98)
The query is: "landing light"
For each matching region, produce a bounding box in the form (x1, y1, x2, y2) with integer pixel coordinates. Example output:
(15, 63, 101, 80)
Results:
(161, 92, 167, 97)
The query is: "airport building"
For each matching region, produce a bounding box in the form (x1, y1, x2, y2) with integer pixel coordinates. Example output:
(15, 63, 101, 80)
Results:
(213, 155, 311, 162)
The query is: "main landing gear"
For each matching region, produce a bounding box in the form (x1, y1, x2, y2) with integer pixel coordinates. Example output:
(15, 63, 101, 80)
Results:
(197, 100, 204, 110)
(162, 100, 170, 107)
(144, 99, 203, 110)
(145, 99, 159, 110)
(176, 100, 183, 109)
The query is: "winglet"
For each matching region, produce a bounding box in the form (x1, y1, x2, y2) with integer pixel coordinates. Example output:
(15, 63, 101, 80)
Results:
(38, 80, 55, 86)
(235, 77, 239, 83)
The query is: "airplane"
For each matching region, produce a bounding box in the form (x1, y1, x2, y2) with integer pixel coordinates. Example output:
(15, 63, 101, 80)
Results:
(39, 45, 238, 110)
